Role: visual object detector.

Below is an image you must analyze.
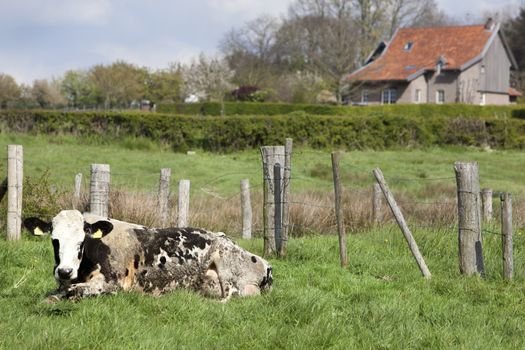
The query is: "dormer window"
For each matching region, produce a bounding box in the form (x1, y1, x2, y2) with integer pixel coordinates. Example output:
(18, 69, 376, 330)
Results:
(403, 42, 413, 51)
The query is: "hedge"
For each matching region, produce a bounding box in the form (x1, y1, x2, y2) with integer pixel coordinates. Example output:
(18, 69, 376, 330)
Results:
(157, 101, 524, 118)
(1, 110, 525, 152)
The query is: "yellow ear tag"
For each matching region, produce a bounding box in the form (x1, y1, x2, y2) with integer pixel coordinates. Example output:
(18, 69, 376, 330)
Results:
(92, 229, 103, 239)
(34, 227, 44, 236)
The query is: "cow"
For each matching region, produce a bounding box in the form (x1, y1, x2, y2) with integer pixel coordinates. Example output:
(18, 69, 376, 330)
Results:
(23, 210, 273, 302)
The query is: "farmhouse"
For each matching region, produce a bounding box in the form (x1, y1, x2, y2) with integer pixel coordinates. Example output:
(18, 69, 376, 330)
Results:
(346, 19, 519, 105)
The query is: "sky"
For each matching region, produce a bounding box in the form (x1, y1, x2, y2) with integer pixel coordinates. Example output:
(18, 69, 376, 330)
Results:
(0, 0, 522, 84)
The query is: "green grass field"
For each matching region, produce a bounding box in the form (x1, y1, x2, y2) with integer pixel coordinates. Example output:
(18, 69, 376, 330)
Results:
(2, 133, 525, 349)
(1, 133, 525, 197)
(2, 227, 525, 349)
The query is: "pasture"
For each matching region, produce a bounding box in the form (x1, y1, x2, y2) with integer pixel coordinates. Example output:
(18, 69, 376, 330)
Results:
(2, 133, 525, 348)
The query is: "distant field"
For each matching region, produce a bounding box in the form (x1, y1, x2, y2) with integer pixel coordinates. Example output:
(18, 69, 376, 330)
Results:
(1, 133, 525, 197)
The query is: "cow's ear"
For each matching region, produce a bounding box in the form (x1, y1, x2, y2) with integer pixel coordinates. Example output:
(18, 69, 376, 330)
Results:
(23, 217, 52, 236)
(84, 221, 114, 239)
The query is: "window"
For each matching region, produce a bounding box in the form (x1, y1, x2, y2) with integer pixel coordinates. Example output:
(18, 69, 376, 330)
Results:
(436, 90, 445, 104)
(481, 65, 486, 74)
(403, 42, 413, 51)
(414, 89, 421, 103)
(361, 89, 369, 104)
(480, 93, 486, 106)
(381, 88, 397, 104)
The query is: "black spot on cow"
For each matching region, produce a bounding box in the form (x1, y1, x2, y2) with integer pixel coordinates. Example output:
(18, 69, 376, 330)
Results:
(251, 256, 257, 263)
(134, 254, 140, 269)
(52, 239, 60, 266)
(160, 256, 166, 264)
(133, 227, 211, 266)
(75, 237, 113, 283)
(125, 269, 129, 277)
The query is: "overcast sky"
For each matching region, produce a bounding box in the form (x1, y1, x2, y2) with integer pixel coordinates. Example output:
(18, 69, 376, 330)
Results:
(0, 0, 522, 84)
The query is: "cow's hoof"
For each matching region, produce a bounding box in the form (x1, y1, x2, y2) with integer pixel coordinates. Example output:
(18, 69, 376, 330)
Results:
(44, 294, 62, 304)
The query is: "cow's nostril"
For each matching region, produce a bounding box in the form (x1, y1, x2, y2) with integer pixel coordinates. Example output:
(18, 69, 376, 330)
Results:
(57, 268, 73, 279)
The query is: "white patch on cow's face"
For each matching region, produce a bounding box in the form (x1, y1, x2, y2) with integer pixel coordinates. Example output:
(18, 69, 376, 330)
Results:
(51, 210, 86, 281)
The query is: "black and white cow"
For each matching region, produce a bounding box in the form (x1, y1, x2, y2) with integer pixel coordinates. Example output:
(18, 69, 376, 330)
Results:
(24, 210, 272, 301)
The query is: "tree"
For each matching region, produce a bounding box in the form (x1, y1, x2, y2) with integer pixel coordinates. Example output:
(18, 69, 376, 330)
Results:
(0, 73, 21, 109)
(31, 79, 65, 108)
(88, 61, 148, 109)
(504, 6, 525, 93)
(145, 63, 183, 104)
(220, 15, 281, 87)
(60, 70, 98, 108)
(182, 54, 234, 116)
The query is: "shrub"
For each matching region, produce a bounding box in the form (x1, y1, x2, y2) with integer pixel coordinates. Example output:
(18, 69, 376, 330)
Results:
(2, 109, 525, 153)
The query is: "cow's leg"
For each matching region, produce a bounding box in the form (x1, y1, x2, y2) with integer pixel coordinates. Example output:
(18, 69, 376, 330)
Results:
(65, 273, 116, 300)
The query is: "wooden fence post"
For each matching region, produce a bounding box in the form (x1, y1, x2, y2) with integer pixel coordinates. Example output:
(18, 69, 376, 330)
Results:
(73, 173, 82, 209)
(7, 145, 23, 241)
(372, 183, 382, 224)
(454, 162, 484, 276)
(481, 188, 493, 222)
(331, 152, 348, 267)
(177, 179, 190, 227)
(501, 192, 513, 280)
(373, 168, 431, 279)
(89, 164, 110, 217)
(240, 179, 252, 239)
(158, 168, 171, 227)
(260, 145, 285, 257)
(281, 138, 293, 256)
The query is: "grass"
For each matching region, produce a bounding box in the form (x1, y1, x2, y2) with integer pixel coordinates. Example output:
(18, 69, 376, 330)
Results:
(1, 133, 525, 197)
(3, 133, 525, 348)
(2, 226, 525, 349)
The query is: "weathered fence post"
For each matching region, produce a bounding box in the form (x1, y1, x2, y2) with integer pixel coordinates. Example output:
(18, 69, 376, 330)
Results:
(73, 173, 82, 209)
(373, 168, 431, 279)
(454, 162, 484, 276)
(240, 179, 252, 239)
(281, 138, 293, 256)
(481, 188, 493, 222)
(260, 145, 285, 257)
(89, 164, 110, 217)
(331, 152, 348, 267)
(177, 179, 190, 227)
(372, 183, 382, 224)
(501, 192, 513, 280)
(7, 145, 23, 241)
(158, 168, 171, 227)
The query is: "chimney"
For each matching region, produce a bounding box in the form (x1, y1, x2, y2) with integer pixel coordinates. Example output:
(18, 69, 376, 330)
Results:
(484, 17, 494, 31)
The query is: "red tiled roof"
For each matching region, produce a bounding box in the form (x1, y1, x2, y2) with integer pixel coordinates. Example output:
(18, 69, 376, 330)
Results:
(509, 87, 522, 97)
(348, 25, 494, 82)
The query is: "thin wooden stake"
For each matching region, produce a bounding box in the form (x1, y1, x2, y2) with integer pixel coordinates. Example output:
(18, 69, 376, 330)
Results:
(7, 145, 23, 241)
(158, 168, 171, 227)
(240, 179, 252, 239)
(373, 168, 431, 279)
(89, 164, 110, 217)
(481, 188, 493, 222)
(73, 173, 82, 209)
(454, 162, 483, 276)
(177, 179, 190, 227)
(331, 152, 348, 267)
(501, 192, 513, 280)
(372, 183, 382, 224)
(281, 138, 293, 256)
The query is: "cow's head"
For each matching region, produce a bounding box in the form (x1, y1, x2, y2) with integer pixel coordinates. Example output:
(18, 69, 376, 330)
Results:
(24, 210, 113, 283)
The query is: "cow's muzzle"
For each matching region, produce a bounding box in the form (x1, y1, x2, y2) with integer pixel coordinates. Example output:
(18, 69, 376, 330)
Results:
(260, 267, 273, 291)
(57, 267, 74, 280)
